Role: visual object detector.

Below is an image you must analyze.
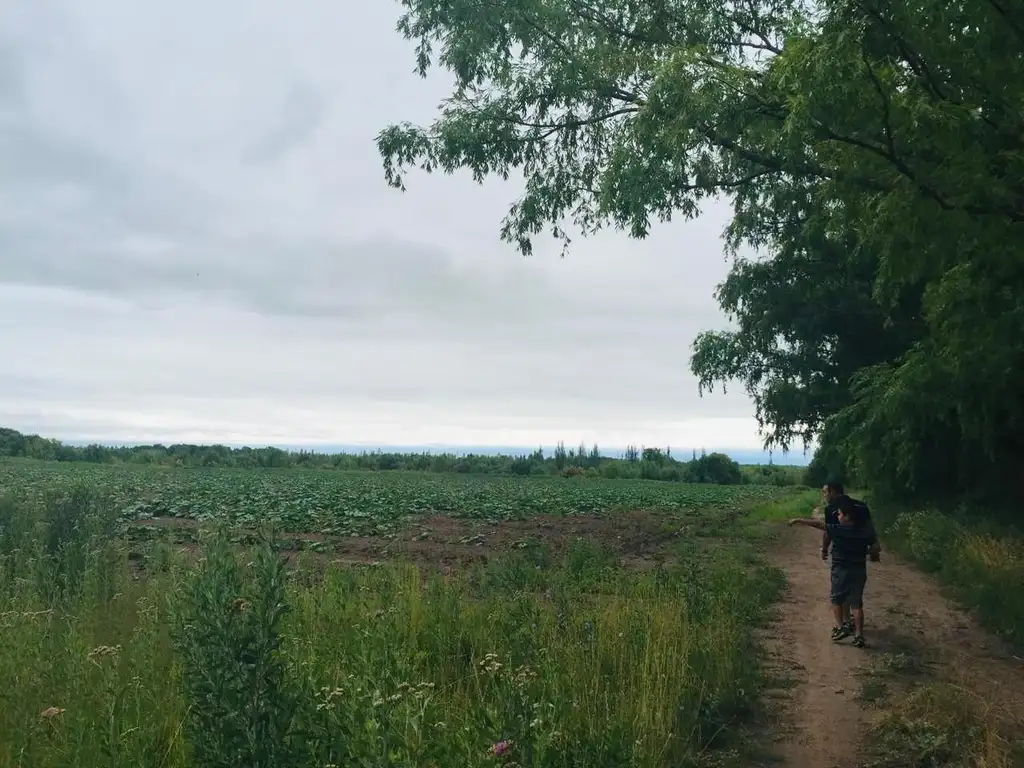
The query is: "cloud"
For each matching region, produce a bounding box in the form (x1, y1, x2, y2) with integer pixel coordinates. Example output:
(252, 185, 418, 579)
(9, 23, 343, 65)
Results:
(0, 0, 763, 450)
(243, 82, 329, 165)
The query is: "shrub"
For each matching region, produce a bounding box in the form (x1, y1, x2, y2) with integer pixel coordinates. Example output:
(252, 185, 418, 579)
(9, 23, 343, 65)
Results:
(171, 533, 303, 768)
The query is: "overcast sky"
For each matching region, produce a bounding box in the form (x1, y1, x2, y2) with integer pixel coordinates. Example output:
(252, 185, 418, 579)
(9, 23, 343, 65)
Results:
(0, 0, 776, 453)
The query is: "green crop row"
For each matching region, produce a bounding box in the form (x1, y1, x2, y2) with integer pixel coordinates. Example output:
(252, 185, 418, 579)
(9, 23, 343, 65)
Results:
(0, 460, 796, 537)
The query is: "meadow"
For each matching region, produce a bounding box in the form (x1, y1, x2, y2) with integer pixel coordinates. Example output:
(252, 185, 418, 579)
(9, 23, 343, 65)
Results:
(0, 459, 800, 767)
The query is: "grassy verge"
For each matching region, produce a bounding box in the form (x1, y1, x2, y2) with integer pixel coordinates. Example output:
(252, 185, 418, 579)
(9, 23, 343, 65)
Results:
(850, 501, 1024, 768)
(854, 641, 1024, 768)
(869, 504, 1024, 653)
(745, 488, 819, 522)
(0, 484, 786, 767)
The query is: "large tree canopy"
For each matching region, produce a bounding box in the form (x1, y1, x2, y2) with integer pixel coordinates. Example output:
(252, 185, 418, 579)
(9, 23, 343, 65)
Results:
(378, 0, 1024, 503)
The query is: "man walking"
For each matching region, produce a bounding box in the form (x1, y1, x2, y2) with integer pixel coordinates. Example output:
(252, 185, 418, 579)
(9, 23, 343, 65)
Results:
(791, 496, 879, 648)
(818, 481, 879, 635)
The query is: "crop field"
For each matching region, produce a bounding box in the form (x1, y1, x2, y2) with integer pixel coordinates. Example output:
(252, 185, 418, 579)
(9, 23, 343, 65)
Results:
(0, 459, 802, 767)
(1, 459, 791, 528)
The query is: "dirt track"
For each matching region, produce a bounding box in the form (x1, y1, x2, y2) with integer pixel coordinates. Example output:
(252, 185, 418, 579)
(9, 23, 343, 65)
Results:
(765, 523, 1024, 768)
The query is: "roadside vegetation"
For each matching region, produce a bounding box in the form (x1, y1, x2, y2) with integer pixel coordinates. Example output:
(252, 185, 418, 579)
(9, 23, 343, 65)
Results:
(0, 460, 793, 767)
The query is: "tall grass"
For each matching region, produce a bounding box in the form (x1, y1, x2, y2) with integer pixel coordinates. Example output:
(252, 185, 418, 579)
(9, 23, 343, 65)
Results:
(0, 485, 784, 767)
(745, 488, 819, 522)
(868, 680, 1024, 768)
(285, 542, 781, 766)
(881, 508, 1024, 650)
(0, 487, 187, 768)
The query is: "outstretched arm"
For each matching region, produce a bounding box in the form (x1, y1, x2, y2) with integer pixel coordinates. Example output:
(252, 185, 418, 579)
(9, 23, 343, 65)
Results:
(789, 517, 827, 531)
(812, 505, 830, 557)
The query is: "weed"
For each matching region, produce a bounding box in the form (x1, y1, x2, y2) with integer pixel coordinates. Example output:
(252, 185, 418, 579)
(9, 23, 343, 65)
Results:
(170, 533, 301, 767)
(858, 679, 889, 704)
(866, 683, 1020, 768)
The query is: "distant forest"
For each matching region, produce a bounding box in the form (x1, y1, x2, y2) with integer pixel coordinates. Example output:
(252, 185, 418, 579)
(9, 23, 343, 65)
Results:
(0, 427, 803, 486)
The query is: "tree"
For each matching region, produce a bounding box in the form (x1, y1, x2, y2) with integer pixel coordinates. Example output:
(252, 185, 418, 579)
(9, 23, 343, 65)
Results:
(377, 0, 1024, 503)
(554, 440, 568, 470)
(691, 452, 743, 485)
(378, 0, 804, 255)
(642, 447, 666, 465)
(691, 224, 925, 449)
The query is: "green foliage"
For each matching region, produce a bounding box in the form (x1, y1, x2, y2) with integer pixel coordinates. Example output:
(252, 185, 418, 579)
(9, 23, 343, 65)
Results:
(171, 535, 302, 767)
(377, 0, 810, 252)
(745, 488, 819, 522)
(375, 0, 1024, 506)
(891, 511, 963, 574)
(691, 236, 925, 451)
(1, 461, 796, 539)
(0, 427, 794, 486)
(0, 485, 124, 604)
(0, 471, 788, 767)
(801, 425, 850, 489)
(689, 452, 743, 485)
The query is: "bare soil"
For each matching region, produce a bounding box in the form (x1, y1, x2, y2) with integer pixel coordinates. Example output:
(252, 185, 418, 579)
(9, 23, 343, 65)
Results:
(764, 523, 1024, 768)
(129, 510, 685, 571)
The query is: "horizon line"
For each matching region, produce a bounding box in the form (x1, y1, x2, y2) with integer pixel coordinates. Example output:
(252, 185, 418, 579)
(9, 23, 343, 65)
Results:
(47, 438, 810, 465)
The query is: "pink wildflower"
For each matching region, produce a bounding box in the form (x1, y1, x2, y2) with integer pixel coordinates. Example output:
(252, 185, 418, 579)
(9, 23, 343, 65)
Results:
(490, 739, 513, 757)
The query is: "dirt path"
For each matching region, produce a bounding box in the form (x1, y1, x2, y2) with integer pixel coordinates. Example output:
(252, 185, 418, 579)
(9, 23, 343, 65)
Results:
(764, 523, 1024, 768)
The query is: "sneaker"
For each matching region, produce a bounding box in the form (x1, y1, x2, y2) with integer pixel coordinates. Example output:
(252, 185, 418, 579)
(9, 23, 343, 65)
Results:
(831, 625, 851, 642)
(842, 619, 855, 635)
(851, 634, 867, 648)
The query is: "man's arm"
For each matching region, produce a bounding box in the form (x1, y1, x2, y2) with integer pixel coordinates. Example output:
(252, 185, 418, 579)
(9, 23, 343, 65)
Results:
(815, 504, 831, 558)
(789, 517, 827, 531)
(866, 525, 882, 560)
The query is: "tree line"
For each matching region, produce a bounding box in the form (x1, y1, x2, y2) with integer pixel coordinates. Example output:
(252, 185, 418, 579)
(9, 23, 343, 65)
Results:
(0, 427, 802, 485)
(377, 0, 1024, 511)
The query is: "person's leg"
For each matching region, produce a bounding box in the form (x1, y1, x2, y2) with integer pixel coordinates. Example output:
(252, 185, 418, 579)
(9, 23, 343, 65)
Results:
(851, 606, 865, 636)
(848, 568, 868, 647)
(829, 567, 851, 641)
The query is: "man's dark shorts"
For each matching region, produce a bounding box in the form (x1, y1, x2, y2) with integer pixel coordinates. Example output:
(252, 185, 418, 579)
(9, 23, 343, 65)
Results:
(830, 564, 867, 608)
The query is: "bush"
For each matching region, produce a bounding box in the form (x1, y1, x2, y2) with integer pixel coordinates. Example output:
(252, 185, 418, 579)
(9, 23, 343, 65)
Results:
(690, 453, 743, 485)
(892, 511, 963, 574)
(171, 534, 303, 768)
